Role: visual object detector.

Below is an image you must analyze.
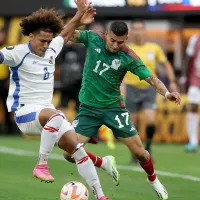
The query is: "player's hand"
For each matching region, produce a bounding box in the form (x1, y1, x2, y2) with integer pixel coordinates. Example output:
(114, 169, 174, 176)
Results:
(74, 0, 91, 14)
(169, 82, 178, 92)
(80, 7, 96, 25)
(166, 92, 181, 105)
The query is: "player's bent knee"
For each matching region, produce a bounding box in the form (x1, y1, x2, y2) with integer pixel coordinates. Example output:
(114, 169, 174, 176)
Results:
(63, 151, 75, 163)
(47, 112, 65, 128)
(56, 119, 75, 143)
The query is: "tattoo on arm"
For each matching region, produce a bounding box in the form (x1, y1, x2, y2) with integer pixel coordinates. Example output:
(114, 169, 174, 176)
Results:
(145, 74, 154, 85)
(145, 74, 168, 97)
(71, 34, 77, 42)
(70, 30, 80, 42)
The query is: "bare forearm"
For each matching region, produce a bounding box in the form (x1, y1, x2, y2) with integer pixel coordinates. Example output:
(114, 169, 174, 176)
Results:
(60, 11, 84, 43)
(163, 61, 175, 83)
(145, 74, 169, 97)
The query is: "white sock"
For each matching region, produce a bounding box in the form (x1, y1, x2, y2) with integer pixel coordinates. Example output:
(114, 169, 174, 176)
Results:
(72, 144, 104, 199)
(38, 154, 48, 165)
(38, 113, 64, 165)
(187, 112, 199, 146)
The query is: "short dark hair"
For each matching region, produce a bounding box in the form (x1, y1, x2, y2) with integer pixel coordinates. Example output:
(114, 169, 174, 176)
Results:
(109, 21, 128, 36)
(20, 8, 64, 36)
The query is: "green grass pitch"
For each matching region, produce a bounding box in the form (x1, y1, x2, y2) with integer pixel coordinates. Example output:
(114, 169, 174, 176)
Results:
(0, 136, 199, 200)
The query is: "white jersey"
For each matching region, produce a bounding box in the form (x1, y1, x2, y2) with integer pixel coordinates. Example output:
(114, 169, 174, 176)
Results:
(0, 35, 64, 112)
(186, 34, 199, 57)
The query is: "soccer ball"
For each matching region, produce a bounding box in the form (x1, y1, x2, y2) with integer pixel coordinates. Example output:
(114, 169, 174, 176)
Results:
(60, 181, 89, 200)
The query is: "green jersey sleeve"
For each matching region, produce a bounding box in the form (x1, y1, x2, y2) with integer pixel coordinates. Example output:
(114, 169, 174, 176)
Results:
(127, 59, 152, 80)
(76, 30, 89, 46)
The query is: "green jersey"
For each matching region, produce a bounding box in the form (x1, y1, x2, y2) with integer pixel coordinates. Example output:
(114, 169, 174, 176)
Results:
(77, 30, 152, 108)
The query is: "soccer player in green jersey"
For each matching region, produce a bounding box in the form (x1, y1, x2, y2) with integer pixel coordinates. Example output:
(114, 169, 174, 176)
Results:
(64, 21, 181, 200)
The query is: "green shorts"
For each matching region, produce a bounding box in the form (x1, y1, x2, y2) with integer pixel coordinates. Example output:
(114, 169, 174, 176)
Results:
(73, 104, 138, 142)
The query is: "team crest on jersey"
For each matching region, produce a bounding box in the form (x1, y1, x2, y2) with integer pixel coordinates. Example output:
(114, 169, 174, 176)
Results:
(49, 56, 54, 64)
(72, 120, 79, 128)
(147, 51, 155, 61)
(111, 59, 121, 70)
(6, 45, 15, 50)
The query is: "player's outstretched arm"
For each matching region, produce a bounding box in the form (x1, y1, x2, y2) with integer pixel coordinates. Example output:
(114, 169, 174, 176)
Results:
(79, 7, 96, 26)
(70, 30, 81, 42)
(60, 0, 94, 43)
(145, 74, 181, 105)
(161, 60, 177, 92)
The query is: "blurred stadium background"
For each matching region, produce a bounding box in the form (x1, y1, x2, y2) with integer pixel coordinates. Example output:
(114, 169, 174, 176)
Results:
(1, 0, 200, 200)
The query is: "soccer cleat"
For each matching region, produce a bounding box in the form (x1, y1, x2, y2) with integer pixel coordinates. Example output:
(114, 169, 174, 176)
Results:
(33, 164, 54, 183)
(97, 196, 111, 200)
(101, 156, 120, 186)
(184, 143, 198, 152)
(148, 177, 168, 200)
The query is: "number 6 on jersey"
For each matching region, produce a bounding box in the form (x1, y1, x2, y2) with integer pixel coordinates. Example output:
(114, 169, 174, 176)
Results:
(43, 67, 50, 80)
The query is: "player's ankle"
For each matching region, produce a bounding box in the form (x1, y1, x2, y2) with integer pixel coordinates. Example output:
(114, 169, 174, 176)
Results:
(148, 173, 157, 182)
(38, 153, 48, 165)
(95, 156, 103, 168)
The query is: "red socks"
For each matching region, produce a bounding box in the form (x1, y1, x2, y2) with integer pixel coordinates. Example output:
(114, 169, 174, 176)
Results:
(86, 152, 103, 168)
(139, 156, 156, 182)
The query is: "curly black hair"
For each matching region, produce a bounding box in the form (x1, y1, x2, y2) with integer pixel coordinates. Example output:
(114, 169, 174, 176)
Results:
(20, 8, 64, 36)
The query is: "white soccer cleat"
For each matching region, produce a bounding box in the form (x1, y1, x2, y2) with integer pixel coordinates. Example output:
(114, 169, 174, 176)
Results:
(101, 156, 120, 186)
(148, 177, 168, 200)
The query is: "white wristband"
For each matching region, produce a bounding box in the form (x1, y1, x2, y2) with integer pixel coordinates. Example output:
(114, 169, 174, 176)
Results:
(165, 91, 170, 99)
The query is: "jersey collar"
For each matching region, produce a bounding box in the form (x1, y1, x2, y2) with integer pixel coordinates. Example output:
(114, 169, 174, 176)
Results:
(27, 42, 33, 53)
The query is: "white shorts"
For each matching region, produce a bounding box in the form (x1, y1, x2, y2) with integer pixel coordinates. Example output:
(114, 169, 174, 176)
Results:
(14, 104, 74, 137)
(188, 86, 200, 105)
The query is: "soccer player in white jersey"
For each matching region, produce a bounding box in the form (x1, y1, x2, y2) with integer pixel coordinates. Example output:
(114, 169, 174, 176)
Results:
(0, 1, 111, 199)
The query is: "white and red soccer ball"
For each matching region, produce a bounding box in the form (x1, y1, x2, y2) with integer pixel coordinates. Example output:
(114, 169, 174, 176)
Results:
(60, 181, 89, 200)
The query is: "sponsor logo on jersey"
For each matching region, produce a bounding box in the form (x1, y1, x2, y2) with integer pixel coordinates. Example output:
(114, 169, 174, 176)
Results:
(32, 61, 39, 64)
(111, 59, 121, 70)
(94, 48, 101, 53)
(72, 120, 79, 128)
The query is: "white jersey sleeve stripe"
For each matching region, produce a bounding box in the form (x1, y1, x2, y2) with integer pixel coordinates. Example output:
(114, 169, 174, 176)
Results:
(0, 51, 4, 64)
(10, 52, 30, 111)
(48, 47, 56, 54)
(27, 42, 32, 52)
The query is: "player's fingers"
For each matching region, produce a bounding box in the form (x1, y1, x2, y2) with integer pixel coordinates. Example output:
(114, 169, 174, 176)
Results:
(87, 7, 96, 13)
(175, 96, 181, 105)
(86, 1, 92, 8)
